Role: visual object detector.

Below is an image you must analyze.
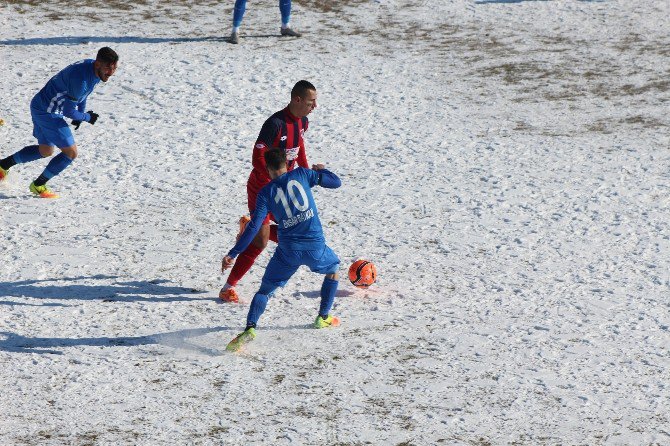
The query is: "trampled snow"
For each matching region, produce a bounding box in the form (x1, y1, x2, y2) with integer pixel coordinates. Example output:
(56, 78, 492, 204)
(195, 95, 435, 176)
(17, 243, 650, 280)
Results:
(1, 0, 669, 444)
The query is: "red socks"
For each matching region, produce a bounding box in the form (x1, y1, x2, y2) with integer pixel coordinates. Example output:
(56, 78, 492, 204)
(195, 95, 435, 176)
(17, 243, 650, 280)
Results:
(226, 244, 264, 287)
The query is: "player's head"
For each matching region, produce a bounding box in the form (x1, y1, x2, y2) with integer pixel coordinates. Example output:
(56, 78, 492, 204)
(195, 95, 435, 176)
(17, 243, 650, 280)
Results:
(265, 148, 288, 178)
(290, 80, 317, 117)
(94, 47, 119, 82)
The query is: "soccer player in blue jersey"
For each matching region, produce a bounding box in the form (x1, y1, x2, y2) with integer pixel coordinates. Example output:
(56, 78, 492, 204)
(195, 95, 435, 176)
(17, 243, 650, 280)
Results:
(0, 47, 118, 198)
(222, 148, 341, 351)
(229, 0, 302, 44)
(219, 80, 317, 303)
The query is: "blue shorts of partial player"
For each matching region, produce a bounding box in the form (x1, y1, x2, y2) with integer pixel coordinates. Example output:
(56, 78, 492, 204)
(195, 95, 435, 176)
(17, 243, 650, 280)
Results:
(31, 108, 75, 148)
(258, 244, 340, 295)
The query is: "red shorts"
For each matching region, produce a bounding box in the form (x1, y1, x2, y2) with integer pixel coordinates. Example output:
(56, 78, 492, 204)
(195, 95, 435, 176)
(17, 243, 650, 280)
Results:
(247, 184, 274, 225)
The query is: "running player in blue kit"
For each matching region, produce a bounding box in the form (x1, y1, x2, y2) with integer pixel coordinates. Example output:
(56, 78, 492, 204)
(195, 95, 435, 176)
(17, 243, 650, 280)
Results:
(0, 47, 118, 198)
(222, 148, 342, 351)
(229, 0, 302, 44)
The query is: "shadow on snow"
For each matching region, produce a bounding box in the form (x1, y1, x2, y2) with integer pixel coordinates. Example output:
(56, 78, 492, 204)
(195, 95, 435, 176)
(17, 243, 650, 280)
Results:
(476, 0, 605, 3)
(0, 275, 210, 303)
(0, 34, 280, 46)
(0, 325, 230, 355)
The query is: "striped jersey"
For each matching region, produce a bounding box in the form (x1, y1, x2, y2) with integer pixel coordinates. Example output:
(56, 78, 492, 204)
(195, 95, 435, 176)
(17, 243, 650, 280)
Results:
(248, 107, 310, 194)
(30, 59, 99, 121)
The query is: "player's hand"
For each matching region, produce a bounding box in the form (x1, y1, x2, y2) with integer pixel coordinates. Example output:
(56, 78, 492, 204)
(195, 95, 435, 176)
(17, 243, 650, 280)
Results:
(311, 163, 325, 170)
(87, 111, 99, 125)
(222, 255, 235, 272)
(71, 119, 82, 130)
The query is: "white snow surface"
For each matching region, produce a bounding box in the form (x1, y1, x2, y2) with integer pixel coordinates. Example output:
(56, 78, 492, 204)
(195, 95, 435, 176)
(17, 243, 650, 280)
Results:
(1, 0, 669, 444)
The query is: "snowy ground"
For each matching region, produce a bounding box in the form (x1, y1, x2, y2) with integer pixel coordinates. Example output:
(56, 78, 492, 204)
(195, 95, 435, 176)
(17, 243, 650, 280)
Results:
(1, 0, 669, 444)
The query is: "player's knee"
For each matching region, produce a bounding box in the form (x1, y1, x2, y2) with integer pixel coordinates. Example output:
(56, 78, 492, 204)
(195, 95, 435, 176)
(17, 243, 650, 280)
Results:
(39, 145, 55, 157)
(61, 146, 78, 159)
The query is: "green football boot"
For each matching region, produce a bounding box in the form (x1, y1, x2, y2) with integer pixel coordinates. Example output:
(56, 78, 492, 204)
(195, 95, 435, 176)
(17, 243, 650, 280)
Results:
(226, 327, 256, 352)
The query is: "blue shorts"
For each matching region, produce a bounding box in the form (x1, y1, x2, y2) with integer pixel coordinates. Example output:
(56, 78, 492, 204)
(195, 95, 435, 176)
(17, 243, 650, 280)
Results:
(260, 244, 340, 291)
(31, 110, 75, 148)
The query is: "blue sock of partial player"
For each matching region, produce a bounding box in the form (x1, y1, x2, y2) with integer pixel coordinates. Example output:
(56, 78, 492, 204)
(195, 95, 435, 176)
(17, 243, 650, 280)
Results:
(318, 277, 338, 318)
(1, 145, 41, 170)
(34, 153, 73, 186)
(279, 0, 291, 27)
(233, 0, 246, 28)
(246, 293, 269, 329)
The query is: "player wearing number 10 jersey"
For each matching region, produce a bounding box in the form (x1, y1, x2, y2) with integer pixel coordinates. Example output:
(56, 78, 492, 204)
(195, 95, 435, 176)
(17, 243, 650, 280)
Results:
(220, 80, 318, 303)
(222, 148, 342, 350)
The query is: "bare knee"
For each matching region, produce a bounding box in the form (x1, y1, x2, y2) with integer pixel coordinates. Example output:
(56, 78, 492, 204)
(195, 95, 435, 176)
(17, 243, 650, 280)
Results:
(60, 145, 78, 160)
(38, 145, 55, 157)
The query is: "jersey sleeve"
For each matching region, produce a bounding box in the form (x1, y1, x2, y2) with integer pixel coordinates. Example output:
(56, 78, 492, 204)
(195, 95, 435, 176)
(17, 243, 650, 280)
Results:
(62, 100, 90, 121)
(296, 116, 309, 168)
(227, 190, 270, 258)
(62, 67, 90, 120)
(257, 118, 281, 149)
(316, 169, 341, 189)
(252, 118, 282, 178)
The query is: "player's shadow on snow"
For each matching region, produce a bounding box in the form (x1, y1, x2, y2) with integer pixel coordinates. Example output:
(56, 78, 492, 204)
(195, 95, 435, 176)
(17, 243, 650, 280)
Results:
(0, 326, 230, 355)
(292, 289, 356, 299)
(476, 0, 604, 3)
(0, 275, 210, 304)
(0, 34, 281, 46)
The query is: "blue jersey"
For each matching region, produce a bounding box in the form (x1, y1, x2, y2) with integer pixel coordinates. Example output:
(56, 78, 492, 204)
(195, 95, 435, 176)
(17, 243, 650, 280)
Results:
(229, 167, 341, 257)
(30, 59, 99, 122)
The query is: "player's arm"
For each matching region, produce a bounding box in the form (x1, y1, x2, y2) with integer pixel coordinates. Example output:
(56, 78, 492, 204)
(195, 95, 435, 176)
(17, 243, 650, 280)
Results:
(310, 166, 341, 189)
(251, 119, 281, 179)
(62, 98, 91, 122)
(222, 196, 270, 270)
(297, 143, 309, 169)
(251, 142, 271, 183)
(77, 98, 87, 114)
(66, 76, 97, 126)
(298, 117, 310, 168)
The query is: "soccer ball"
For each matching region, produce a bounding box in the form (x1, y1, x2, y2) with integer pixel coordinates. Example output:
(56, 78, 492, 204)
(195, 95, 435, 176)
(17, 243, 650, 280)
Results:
(348, 259, 377, 288)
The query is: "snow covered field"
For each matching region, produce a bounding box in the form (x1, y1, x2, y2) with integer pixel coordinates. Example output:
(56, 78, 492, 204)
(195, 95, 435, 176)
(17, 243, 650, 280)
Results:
(1, 0, 669, 444)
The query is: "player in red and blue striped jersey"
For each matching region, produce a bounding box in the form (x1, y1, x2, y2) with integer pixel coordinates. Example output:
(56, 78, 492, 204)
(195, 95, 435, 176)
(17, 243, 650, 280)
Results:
(220, 80, 318, 303)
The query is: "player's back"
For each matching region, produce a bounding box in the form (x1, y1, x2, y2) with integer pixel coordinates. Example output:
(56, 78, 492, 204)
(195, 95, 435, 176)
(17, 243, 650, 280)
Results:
(262, 167, 324, 251)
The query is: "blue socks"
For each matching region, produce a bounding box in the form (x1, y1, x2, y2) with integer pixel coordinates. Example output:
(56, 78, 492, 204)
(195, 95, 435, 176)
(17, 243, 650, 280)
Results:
(319, 277, 338, 318)
(246, 293, 269, 329)
(232, 0, 246, 28)
(245, 276, 337, 328)
(43, 152, 73, 180)
(4, 145, 42, 167)
(280, 0, 291, 27)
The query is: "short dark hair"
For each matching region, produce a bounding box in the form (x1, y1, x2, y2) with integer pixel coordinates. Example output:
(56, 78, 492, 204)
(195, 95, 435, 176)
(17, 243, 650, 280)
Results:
(96, 47, 119, 64)
(264, 148, 287, 171)
(291, 80, 316, 99)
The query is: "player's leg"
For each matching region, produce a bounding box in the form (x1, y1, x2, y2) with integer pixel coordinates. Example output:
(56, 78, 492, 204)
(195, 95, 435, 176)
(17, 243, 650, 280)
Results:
(24, 116, 76, 198)
(279, 0, 301, 37)
(0, 144, 46, 181)
(220, 223, 270, 302)
(0, 114, 55, 181)
(226, 249, 299, 351)
(246, 247, 299, 328)
(308, 245, 341, 328)
(30, 144, 76, 198)
(230, 0, 247, 43)
(220, 186, 271, 301)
